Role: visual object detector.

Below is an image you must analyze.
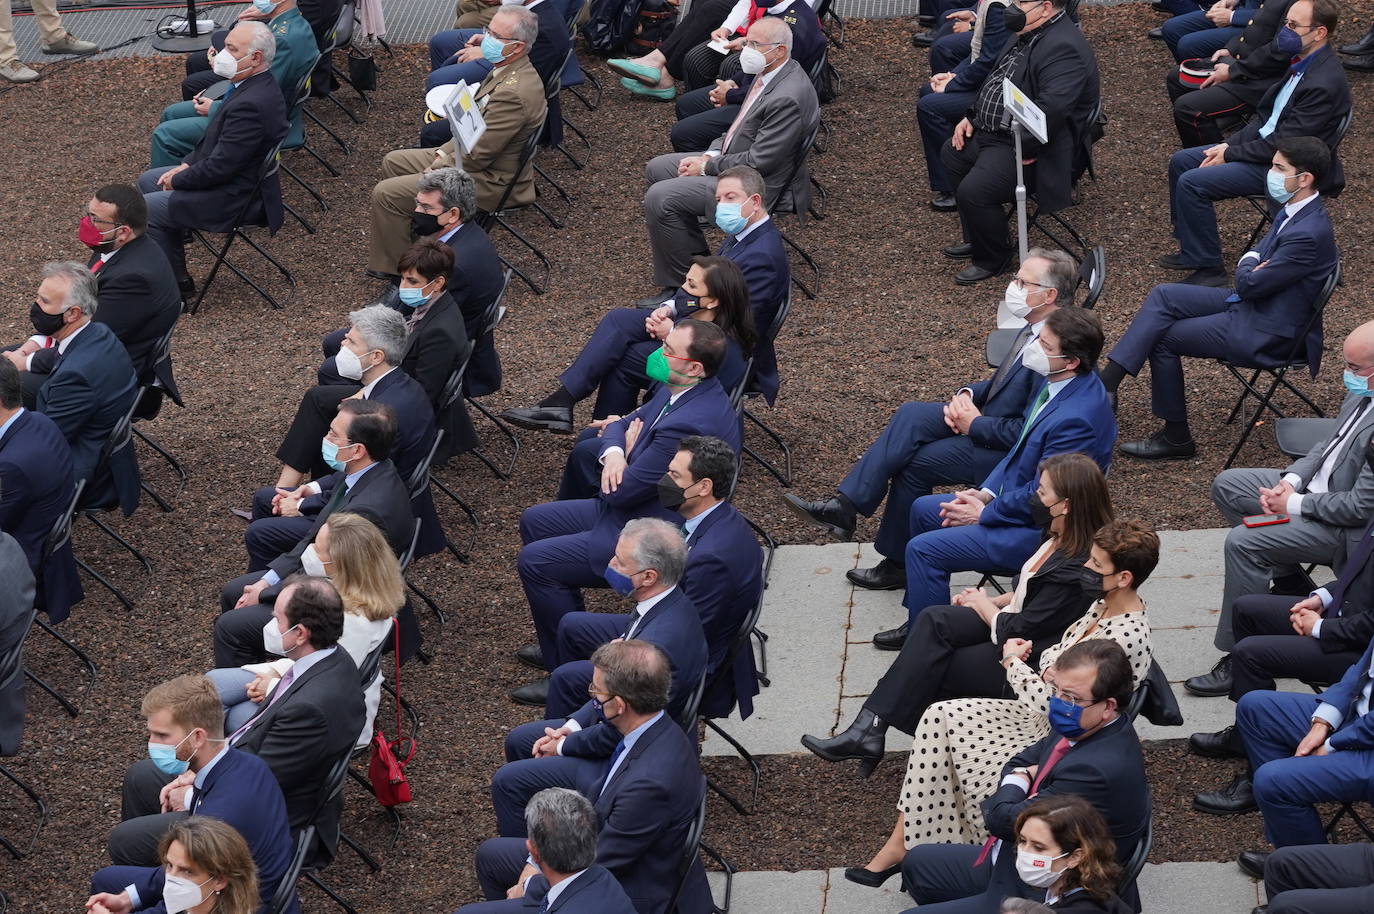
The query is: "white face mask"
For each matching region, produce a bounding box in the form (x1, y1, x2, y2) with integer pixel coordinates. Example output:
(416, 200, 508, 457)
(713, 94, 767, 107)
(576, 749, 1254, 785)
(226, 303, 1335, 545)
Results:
(999, 280, 1032, 325)
(335, 345, 366, 382)
(212, 47, 245, 79)
(300, 543, 328, 577)
(1021, 339, 1057, 376)
(262, 618, 300, 657)
(162, 874, 214, 914)
(739, 45, 769, 74)
(1015, 848, 1072, 888)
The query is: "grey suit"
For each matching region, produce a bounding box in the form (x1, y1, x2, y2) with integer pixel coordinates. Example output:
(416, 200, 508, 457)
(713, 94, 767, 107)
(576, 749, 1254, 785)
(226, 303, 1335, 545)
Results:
(0, 532, 36, 757)
(642, 56, 820, 287)
(1211, 395, 1374, 649)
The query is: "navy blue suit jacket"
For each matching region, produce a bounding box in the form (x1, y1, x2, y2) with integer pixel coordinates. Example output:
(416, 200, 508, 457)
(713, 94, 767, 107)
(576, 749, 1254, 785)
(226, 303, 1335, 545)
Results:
(687, 503, 765, 720)
(561, 716, 711, 914)
(368, 368, 444, 557)
(445, 221, 507, 398)
(126, 749, 297, 914)
(978, 371, 1116, 530)
(168, 68, 290, 234)
(1230, 195, 1339, 375)
(718, 218, 790, 404)
(1317, 637, 1374, 751)
(946, 1, 1011, 94)
(0, 410, 82, 624)
(523, 864, 637, 914)
(37, 321, 140, 515)
(963, 331, 1041, 452)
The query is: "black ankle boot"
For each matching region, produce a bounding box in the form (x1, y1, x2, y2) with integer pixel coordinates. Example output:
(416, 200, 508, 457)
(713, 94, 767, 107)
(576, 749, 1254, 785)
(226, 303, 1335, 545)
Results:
(800, 709, 888, 778)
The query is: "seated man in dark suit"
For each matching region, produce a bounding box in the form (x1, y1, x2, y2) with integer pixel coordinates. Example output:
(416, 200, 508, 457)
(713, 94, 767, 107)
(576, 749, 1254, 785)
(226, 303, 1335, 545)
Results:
(941, 0, 1099, 284)
(516, 518, 707, 720)
(1260, 843, 1374, 913)
(1189, 511, 1374, 782)
(94, 675, 296, 913)
(668, 0, 827, 153)
(1162, 1, 1348, 287)
(902, 640, 1150, 913)
(1103, 138, 1339, 458)
(0, 360, 81, 624)
(515, 321, 741, 676)
(1160, 0, 1259, 66)
(20, 263, 140, 514)
(480, 641, 711, 914)
(785, 249, 1072, 592)
(503, 165, 789, 433)
(135, 20, 290, 298)
(215, 400, 413, 665)
(455, 788, 637, 914)
(1202, 628, 1374, 875)
(884, 307, 1115, 645)
(0, 530, 35, 765)
(9, 185, 181, 411)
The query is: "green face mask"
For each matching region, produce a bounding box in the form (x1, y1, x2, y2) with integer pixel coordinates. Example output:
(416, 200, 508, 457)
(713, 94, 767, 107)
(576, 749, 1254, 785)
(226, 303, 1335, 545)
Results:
(646, 346, 702, 387)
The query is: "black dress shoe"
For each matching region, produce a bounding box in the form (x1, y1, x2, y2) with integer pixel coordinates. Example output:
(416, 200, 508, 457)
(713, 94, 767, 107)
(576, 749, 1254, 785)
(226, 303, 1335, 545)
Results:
(844, 864, 900, 887)
(1150, 1, 1171, 11)
(943, 242, 973, 259)
(931, 193, 957, 212)
(1194, 774, 1257, 815)
(177, 274, 196, 302)
(1189, 724, 1245, 758)
(917, 13, 935, 25)
(1251, 906, 1269, 914)
(514, 643, 544, 670)
(800, 708, 887, 777)
(911, 30, 934, 47)
(1181, 266, 1231, 287)
(1238, 850, 1270, 879)
(782, 493, 856, 540)
(510, 678, 550, 707)
(1184, 654, 1233, 696)
(228, 507, 252, 521)
(1343, 53, 1374, 71)
(1148, 26, 1164, 39)
(1120, 429, 1197, 460)
(847, 558, 906, 591)
(500, 405, 573, 434)
(632, 286, 678, 308)
(365, 268, 401, 283)
(1270, 572, 1312, 596)
(1157, 252, 1196, 271)
(873, 623, 909, 651)
(955, 261, 1009, 285)
(1339, 27, 1374, 55)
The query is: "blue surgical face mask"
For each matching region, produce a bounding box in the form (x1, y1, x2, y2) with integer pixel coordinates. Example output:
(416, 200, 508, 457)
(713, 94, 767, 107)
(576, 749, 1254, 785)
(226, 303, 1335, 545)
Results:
(1344, 370, 1374, 398)
(1274, 25, 1302, 56)
(591, 695, 618, 724)
(1266, 169, 1297, 205)
(148, 731, 194, 776)
(398, 277, 435, 307)
(714, 201, 748, 235)
(321, 438, 356, 471)
(1047, 694, 1091, 740)
(252, 0, 276, 12)
(481, 33, 510, 63)
(603, 564, 638, 597)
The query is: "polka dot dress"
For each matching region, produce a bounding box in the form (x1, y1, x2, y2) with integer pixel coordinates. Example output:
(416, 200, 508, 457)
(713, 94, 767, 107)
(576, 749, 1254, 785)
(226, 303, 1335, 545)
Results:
(898, 605, 1154, 848)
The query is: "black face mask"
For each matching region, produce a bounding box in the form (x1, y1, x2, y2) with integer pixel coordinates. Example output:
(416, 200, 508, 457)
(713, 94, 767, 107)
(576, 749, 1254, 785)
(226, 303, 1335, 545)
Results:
(1001, 2, 1027, 32)
(657, 473, 689, 510)
(410, 211, 441, 238)
(1028, 492, 1060, 528)
(29, 301, 65, 336)
(1081, 571, 1106, 603)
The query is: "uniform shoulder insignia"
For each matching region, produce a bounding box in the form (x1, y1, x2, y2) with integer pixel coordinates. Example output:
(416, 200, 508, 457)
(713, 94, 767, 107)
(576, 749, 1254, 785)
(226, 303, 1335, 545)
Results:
(273, 22, 287, 33)
(784, 13, 796, 22)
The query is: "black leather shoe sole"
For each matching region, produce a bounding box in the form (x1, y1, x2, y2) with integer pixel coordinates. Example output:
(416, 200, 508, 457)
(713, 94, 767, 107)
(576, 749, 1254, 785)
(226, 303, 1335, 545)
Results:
(514, 644, 544, 670)
(846, 566, 906, 591)
(1193, 794, 1258, 816)
(943, 242, 973, 259)
(872, 624, 909, 651)
(1188, 729, 1245, 758)
(955, 261, 1010, 285)
(500, 409, 573, 434)
(1148, 26, 1164, 39)
(781, 494, 855, 541)
(509, 680, 550, 707)
(1343, 54, 1374, 70)
(1120, 438, 1197, 460)
(1238, 851, 1269, 879)
(911, 31, 934, 47)
(1183, 674, 1232, 697)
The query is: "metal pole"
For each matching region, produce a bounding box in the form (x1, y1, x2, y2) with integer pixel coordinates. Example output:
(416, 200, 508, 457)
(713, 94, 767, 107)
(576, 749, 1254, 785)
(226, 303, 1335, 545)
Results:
(1013, 122, 1028, 266)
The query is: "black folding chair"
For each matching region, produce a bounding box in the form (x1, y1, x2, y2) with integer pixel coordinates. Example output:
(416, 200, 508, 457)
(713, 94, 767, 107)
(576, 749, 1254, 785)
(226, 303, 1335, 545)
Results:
(189, 140, 296, 313)
(25, 480, 97, 719)
(813, 0, 844, 47)
(77, 400, 154, 611)
(410, 430, 476, 564)
(1220, 261, 1340, 469)
(1022, 96, 1104, 259)
(132, 313, 187, 512)
(1117, 791, 1152, 900)
(0, 607, 48, 859)
(665, 791, 735, 914)
(266, 748, 350, 914)
(700, 589, 768, 814)
(1241, 108, 1353, 251)
(1275, 416, 1339, 459)
(562, 0, 601, 111)
(466, 269, 522, 479)
(302, 3, 358, 154)
(725, 448, 776, 589)
(477, 121, 553, 294)
(765, 122, 823, 300)
(735, 290, 794, 487)
(983, 245, 1105, 368)
(279, 55, 335, 227)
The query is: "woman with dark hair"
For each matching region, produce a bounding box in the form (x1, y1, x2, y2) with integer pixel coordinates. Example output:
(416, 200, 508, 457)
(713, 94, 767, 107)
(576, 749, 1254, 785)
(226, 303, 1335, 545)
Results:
(801, 453, 1114, 779)
(845, 518, 1157, 885)
(87, 817, 259, 914)
(501, 255, 755, 430)
(1011, 795, 1132, 913)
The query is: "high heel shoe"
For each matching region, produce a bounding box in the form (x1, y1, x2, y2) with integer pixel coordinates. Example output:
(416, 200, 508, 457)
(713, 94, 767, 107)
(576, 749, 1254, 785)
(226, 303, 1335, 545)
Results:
(799, 708, 887, 778)
(844, 863, 901, 888)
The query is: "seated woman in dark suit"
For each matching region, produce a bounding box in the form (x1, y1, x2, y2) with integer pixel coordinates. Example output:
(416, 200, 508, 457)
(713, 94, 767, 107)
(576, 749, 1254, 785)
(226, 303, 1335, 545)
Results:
(801, 453, 1113, 777)
(1009, 795, 1133, 914)
(501, 255, 756, 432)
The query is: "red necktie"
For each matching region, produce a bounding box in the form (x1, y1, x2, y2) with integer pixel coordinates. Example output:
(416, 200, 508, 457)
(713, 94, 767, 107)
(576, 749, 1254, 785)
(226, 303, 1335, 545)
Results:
(738, 0, 766, 32)
(974, 738, 1072, 867)
(90, 259, 105, 273)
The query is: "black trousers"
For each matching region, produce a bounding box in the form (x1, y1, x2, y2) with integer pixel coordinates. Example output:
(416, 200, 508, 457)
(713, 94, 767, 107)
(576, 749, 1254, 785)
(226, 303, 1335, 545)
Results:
(110, 757, 184, 866)
(657, 0, 735, 78)
(681, 44, 742, 92)
(672, 85, 738, 153)
(942, 132, 1030, 272)
(1166, 71, 1269, 148)
(864, 603, 1004, 736)
(1230, 594, 1361, 702)
(276, 384, 361, 476)
(1266, 843, 1374, 914)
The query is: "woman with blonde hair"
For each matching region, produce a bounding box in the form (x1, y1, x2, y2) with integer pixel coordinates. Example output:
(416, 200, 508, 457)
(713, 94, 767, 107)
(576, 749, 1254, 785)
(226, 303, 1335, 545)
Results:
(208, 512, 405, 747)
(87, 817, 259, 914)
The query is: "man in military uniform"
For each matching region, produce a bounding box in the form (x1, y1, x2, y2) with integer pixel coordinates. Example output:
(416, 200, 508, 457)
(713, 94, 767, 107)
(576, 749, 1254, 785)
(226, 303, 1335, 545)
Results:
(148, 0, 317, 168)
(365, 5, 547, 278)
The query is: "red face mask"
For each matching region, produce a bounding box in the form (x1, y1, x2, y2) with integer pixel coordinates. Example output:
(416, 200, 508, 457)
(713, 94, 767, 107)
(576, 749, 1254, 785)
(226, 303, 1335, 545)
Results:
(79, 215, 118, 250)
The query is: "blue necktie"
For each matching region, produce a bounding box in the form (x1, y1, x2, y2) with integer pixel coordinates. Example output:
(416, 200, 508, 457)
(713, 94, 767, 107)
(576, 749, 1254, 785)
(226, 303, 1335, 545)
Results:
(599, 740, 627, 796)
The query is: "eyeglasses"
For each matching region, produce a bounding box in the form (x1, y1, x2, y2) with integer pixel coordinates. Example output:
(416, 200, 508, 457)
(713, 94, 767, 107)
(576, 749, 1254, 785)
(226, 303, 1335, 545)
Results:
(1012, 277, 1051, 291)
(1051, 687, 1101, 708)
(483, 28, 516, 42)
(85, 213, 125, 228)
(587, 686, 615, 702)
(742, 39, 780, 50)
(1282, 19, 1316, 31)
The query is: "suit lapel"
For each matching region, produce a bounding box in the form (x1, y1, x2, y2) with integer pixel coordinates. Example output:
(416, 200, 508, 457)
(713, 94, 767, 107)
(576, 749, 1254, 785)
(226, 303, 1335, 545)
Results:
(242, 651, 337, 735)
(600, 716, 666, 799)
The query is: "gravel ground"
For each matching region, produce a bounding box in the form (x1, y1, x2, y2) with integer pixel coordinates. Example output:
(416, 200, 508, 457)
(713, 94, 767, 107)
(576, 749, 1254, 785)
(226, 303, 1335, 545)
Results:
(1, 4, 1373, 909)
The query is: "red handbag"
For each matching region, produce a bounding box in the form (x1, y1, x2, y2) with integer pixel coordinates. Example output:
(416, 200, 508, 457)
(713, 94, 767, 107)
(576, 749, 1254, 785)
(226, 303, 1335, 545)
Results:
(367, 622, 415, 807)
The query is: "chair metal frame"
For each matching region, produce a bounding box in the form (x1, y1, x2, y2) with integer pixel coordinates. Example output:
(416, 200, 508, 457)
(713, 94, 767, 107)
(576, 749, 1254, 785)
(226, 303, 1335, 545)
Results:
(478, 119, 556, 294)
(280, 55, 336, 227)
(318, 1, 369, 123)
(132, 313, 188, 512)
(0, 608, 48, 859)
(1019, 97, 1105, 259)
(664, 792, 736, 914)
(734, 290, 794, 487)
(700, 589, 768, 815)
(764, 123, 823, 300)
(77, 400, 155, 611)
(562, 0, 601, 111)
(813, 0, 844, 47)
(266, 748, 353, 914)
(1219, 261, 1340, 469)
(189, 140, 297, 313)
(465, 269, 523, 479)
(724, 449, 776, 589)
(1116, 790, 1153, 899)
